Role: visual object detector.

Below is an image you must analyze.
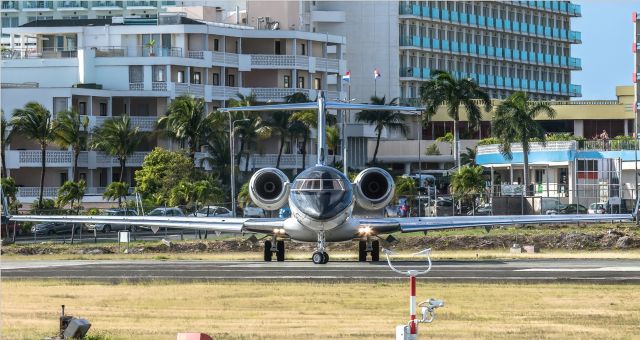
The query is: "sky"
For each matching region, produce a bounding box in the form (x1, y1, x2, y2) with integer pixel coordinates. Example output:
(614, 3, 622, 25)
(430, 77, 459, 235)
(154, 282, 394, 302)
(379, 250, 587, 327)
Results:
(571, 0, 637, 99)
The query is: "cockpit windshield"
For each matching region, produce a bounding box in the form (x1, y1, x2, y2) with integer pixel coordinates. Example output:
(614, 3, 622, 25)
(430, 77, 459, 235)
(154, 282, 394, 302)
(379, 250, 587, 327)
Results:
(292, 179, 345, 192)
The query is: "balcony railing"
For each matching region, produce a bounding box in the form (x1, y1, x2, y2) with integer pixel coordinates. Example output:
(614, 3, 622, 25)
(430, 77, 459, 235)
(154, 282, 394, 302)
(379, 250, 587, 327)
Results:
(93, 46, 182, 58)
(58, 1, 88, 8)
(212, 51, 238, 65)
(22, 1, 53, 9)
(245, 154, 340, 171)
(212, 86, 240, 99)
(1, 48, 78, 59)
(1, 1, 19, 9)
(80, 115, 157, 131)
(578, 140, 639, 151)
(91, 1, 123, 8)
(174, 83, 205, 97)
(126, 1, 157, 7)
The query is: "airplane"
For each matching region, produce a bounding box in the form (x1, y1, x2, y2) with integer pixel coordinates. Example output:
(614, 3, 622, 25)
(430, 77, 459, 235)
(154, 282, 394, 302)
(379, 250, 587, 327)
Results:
(7, 92, 638, 264)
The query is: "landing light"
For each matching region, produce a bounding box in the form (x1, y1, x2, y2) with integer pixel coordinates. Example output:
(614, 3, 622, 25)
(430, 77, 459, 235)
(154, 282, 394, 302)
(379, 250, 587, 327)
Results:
(358, 226, 372, 235)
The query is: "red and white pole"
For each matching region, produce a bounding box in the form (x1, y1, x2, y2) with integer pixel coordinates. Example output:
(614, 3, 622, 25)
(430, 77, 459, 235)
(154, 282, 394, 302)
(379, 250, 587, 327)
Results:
(409, 275, 417, 336)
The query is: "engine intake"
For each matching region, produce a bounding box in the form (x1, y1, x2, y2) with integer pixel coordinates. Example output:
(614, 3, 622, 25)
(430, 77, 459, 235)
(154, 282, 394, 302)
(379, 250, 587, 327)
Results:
(353, 168, 395, 210)
(249, 168, 290, 211)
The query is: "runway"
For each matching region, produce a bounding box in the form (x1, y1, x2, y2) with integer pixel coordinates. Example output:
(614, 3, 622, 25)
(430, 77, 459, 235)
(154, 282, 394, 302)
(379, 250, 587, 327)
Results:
(3, 259, 640, 283)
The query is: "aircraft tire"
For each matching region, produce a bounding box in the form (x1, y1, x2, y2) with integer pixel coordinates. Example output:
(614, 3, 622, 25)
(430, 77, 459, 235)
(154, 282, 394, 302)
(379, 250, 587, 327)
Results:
(276, 240, 285, 262)
(312, 251, 325, 264)
(322, 252, 329, 264)
(371, 240, 380, 262)
(264, 240, 273, 262)
(358, 241, 367, 262)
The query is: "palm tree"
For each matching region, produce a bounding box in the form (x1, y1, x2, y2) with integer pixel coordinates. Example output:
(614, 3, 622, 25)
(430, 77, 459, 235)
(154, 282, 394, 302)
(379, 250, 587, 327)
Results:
(325, 125, 340, 166)
(1, 111, 13, 178)
(420, 70, 492, 169)
(492, 91, 556, 195)
(103, 181, 129, 208)
(234, 114, 271, 171)
(158, 95, 210, 160)
(92, 115, 141, 183)
(450, 166, 485, 215)
(460, 147, 477, 166)
(56, 179, 87, 244)
(54, 110, 89, 182)
(356, 96, 407, 164)
(435, 132, 454, 155)
(290, 110, 317, 170)
(266, 111, 293, 168)
(11, 102, 55, 207)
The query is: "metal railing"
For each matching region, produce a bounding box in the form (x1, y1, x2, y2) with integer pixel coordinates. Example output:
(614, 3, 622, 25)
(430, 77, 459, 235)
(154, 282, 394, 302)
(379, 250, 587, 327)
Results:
(58, 1, 88, 8)
(22, 1, 54, 9)
(1, 47, 77, 59)
(93, 46, 182, 58)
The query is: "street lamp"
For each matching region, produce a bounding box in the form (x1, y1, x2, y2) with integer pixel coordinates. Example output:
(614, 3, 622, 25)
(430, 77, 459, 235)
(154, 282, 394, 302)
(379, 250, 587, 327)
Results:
(229, 116, 249, 217)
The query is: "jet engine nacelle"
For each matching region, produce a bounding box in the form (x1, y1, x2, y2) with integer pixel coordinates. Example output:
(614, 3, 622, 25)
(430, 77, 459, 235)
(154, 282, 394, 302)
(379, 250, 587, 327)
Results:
(353, 167, 395, 210)
(249, 168, 290, 211)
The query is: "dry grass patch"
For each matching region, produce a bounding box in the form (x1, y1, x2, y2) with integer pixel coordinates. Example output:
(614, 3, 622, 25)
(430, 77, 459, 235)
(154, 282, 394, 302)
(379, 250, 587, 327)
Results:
(2, 280, 639, 339)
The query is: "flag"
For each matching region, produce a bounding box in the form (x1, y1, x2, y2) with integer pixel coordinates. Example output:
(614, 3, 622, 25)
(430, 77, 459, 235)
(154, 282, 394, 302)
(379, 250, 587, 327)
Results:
(342, 70, 350, 82)
(374, 68, 381, 79)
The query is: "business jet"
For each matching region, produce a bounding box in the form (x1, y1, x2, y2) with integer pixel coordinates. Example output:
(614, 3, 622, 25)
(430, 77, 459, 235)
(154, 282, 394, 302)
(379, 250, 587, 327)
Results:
(8, 92, 637, 264)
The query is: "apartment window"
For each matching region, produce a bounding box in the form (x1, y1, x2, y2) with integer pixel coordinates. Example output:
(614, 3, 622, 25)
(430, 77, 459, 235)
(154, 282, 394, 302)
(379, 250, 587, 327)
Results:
(227, 74, 235, 87)
(177, 71, 185, 83)
(129, 65, 143, 83)
(99, 103, 107, 116)
(152, 65, 165, 82)
(284, 75, 291, 88)
(298, 76, 305, 88)
(313, 78, 321, 90)
(213, 39, 219, 51)
(60, 173, 68, 186)
(301, 43, 306, 56)
(53, 97, 68, 115)
(212, 73, 220, 86)
(275, 41, 281, 54)
(192, 72, 201, 84)
(1, 17, 18, 28)
(78, 102, 87, 115)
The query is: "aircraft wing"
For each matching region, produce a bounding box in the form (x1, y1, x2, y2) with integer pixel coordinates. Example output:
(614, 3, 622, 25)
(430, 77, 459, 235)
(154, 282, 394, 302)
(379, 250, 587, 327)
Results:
(359, 214, 634, 234)
(9, 215, 286, 234)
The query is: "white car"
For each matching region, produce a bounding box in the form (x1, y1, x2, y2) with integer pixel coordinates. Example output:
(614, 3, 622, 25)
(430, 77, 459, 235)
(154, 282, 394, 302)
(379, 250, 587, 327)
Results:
(192, 206, 232, 217)
(147, 207, 185, 217)
(588, 203, 608, 214)
(243, 203, 265, 218)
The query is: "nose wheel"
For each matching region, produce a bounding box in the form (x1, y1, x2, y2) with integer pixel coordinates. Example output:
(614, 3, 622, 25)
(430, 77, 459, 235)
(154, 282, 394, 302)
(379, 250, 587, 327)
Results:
(312, 231, 330, 264)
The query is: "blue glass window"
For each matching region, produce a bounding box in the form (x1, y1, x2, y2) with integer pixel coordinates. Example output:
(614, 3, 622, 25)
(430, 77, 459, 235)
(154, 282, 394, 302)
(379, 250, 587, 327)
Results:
(478, 45, 486, 55)
(412, 36, 421, 47)
(441, 9, 449, 20)
(496, 47, 503, 58)
(460, 13, 467, 23)
(460, 42, 468, 53)
(422, 6, 430, 17)
(451, 41, 459, 52)
(469, 14, 476, 24)
(487, 17, 494, 27)
(451, 11, 458, 22)
(469, 43, 477, 54)
(496, 18, 503, 29)
(488, 46, 495, 56)
(432, 39, 440, 49)
(442, 40, 450, 50)
(422, 37, 430, 48)
(431, 7, 439, 19)
(479, 16, 486, 26)
(412, 4, 420, 16)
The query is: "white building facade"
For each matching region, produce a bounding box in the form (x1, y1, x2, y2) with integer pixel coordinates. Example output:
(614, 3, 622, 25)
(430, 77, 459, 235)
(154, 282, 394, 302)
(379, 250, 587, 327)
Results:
(1, 14, 346, 202)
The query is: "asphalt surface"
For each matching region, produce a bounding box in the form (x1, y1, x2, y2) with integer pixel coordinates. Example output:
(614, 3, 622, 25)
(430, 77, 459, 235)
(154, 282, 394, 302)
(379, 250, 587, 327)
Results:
(11, 229, 219, 244)
(2, 259, 640, 283)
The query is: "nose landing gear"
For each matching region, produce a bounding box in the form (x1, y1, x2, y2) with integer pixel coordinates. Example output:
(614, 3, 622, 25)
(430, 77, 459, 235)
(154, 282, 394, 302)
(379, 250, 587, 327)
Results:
(312, 231, 329, 264)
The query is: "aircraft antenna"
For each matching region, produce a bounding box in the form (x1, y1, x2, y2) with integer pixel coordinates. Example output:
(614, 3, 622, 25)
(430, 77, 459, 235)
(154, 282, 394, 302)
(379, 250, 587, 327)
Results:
(316, 91, 326, 166)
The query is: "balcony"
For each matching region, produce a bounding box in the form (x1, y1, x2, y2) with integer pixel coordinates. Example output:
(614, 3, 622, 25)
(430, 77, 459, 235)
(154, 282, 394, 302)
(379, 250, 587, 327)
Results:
(22, 1, 53, 11)
(57, 1, 88, 10)
(80, 115, 157, 132)
(5, 150, 150, 169)
(244, 154, 341, 171)
(174, 82, 205, 98)
(94, 46, 182, 58)
(1, 47, 77, 59)
(1, 1, 19, 11)
(90, 1, 123, 10)
(126, 1, 157, 8)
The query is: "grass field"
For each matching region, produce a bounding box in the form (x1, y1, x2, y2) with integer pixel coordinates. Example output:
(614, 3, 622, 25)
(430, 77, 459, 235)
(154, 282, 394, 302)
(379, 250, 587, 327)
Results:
(2, 280, 639, 339)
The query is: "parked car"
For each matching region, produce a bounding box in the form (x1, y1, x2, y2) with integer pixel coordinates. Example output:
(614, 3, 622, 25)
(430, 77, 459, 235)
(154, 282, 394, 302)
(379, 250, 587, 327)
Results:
(31, 222, 81, 235)
(87, 208, 138, 233)
(541, 198, 564, 215)
(559, 204, 588, 215)
(148, 207, 185, 217)
(468, 204, 492, 216)
(588, 203, 608, 214)
(243, 203, 265, 218)
(192, 206, 232, 217)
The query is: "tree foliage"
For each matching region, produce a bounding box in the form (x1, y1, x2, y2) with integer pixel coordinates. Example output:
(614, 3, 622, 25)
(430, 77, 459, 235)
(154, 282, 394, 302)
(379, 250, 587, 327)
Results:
(134, 148, 195, 205)
(356, 96, 407, 164)
(420, 71, 492, 168)
(56, 180, 87, 211)
(91, 115, 141, 183)
(11, 102, 55, 207)
(394, 176, 417, 203)
(1, 111, 13, 178)
(158, 95, 211, 159)
(1, 176, 21, 213)
(460, 147, 477, 166)
(103, 181, 129, 208)
(168, 179, 224, 209)
(53, 110, 89, 181)
(450, 166, 485, 207)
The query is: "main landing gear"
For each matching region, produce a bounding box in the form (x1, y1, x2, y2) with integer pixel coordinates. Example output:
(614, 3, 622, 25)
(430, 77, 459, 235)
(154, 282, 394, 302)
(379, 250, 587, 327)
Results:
(263, 234, 285, 262)
(358, 238, 380, 262)
(312, 231, 330, 264)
